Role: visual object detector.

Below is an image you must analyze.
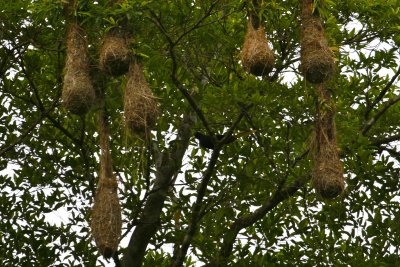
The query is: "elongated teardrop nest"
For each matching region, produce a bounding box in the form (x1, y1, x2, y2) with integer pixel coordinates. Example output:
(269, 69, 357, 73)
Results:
(241, 20, 275, 76)
(99, 28, 130, 77)
(300, 7, 335, 84)
(124, 62, 159, 135)
(312, 140, 344, 199)
(62, 23, 95, 114)
(311, 91, 344, 199)
(91, 176, 122, 258)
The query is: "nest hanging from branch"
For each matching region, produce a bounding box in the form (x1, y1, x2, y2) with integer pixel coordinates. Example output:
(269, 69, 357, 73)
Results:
(62, 22, 96, 115)
(99, 28, 131, 77)
(311, 86, 344, 199)
(91, 176, 121, 258)
(241, 20, 275, 76)
(91, 110, 122, 258)
(300, 0, 335, 84)
(124, 62, 159, 136)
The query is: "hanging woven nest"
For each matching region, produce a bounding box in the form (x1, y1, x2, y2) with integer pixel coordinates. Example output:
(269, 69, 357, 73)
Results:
(312, 134, 344, 199)
(91, 176, 122, 258)
(124, 62, 159, 135)
(241, 20, 275, 76)
(62, 22, 96, 114)
(310, 86, 344, 199)
(99, 28, 131, 77)
(300, 0, 335, 84)
(91, 111, 122, 258)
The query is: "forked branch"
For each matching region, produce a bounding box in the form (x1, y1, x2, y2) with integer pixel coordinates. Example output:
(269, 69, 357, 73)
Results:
(171, 109, 248, 267)
(122, 112, 195, 267)
(211, 175, 308, 266)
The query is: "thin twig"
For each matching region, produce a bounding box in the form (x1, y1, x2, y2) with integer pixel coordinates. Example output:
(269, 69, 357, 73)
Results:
(214, 175, 308, 266)
(361, 94, 400, 135)
(370, 134, 400, 147)
(148, 9, 214, 137)
(171, 108, 247, 267)
(365, 64, 400, 119)
(122, 112, 194, 267)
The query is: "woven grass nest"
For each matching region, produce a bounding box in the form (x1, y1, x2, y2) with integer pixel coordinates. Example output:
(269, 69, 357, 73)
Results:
(311, 89, 344, 199)
(300, 3, 335, 84)
(312, 139, 344, 199)
(62, 22, 96, 115)
(99, 28, 130, 77)
(241, 20, 275, 76)
(124, 62, 159, 135)
(91, 176, 122, 258)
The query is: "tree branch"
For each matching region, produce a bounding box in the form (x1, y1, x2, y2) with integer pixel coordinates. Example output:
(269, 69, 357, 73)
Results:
(18, 54, 45, 110)
(173, 1, 220, 47)
(16, 51, 86, 147)
(148, 8, 215, 137)
(364, 64, 400, 119)
(171, 109, 247, 267)
(113, 251, 122, 267)
(380, 146, 400, 160)
(171, 147, 221, 267)
(210, 175, 308, 266)
(0, 80, 60, 157)
(0, 112, 44, 157)
(370, 134, 400, 147)
(361, 94, 400, 135)
(121, 112, 195, 267)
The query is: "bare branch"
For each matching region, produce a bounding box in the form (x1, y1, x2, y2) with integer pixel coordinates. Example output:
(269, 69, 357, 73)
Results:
(173, 1, 220, 47)
(171, 108, 247, 267)
(122, 112, 195, 267)
(381, 146, 400, 160)
(361, 94, 400, 135)
(365, 64, 400, 119)
(371, 134, 400, 147)
(0, 112, 45, 157)
(113, 251, 122, 267)
(210, 175, 308, 266)
(0, 76, 60, 157)
(171, 148, 221, 267)
(148, 8, 215, 137)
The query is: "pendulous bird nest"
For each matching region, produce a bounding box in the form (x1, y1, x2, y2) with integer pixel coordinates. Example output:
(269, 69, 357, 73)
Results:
(124, 62, 159, 136)
(310, 86, 344, 199)
(62, 22, 96, 115)
(241, 20, 275, 76)
(91, 176, 122, 258)
(312, 140, 344, 199)
(300, 0, 335, 84)
(91, 111, 122, 258)
(99, 28, 130, 77)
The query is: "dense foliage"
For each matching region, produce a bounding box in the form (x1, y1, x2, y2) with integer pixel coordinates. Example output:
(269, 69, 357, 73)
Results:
(1, 0, 400, 266)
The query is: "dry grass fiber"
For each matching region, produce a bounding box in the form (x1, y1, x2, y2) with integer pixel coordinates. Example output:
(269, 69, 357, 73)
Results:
(311, 86, 344, 199)
(300, 0, 335, 84)
(124, 62, 159, 135)
(91, 177, 121, 258)
(91, 111, 122, 258)
(241, 20, 274, 76)
(62, 22, 95, 114)
(99, 29, 130, 77)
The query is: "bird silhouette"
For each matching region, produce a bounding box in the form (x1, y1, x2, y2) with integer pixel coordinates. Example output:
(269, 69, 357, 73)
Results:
(194, 130, 256, 150)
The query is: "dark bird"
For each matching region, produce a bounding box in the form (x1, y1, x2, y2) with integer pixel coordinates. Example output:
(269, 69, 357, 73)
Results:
(194, 130, 256, 150)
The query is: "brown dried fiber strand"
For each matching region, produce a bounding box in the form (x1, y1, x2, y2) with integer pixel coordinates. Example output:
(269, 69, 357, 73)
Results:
(91, 108, 122, 258)
(300, 0, 335, 84)
(99, 28, 130, 77)
(311, 85, 344, 199)
(241, 19, 275, 76)
(62, 21, 96, 114)
(99, 0, 131, 76)
(124, 62, 159, 136)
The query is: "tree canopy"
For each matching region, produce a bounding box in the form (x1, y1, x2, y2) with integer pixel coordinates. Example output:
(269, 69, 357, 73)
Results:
(1, 0, 400, 266)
